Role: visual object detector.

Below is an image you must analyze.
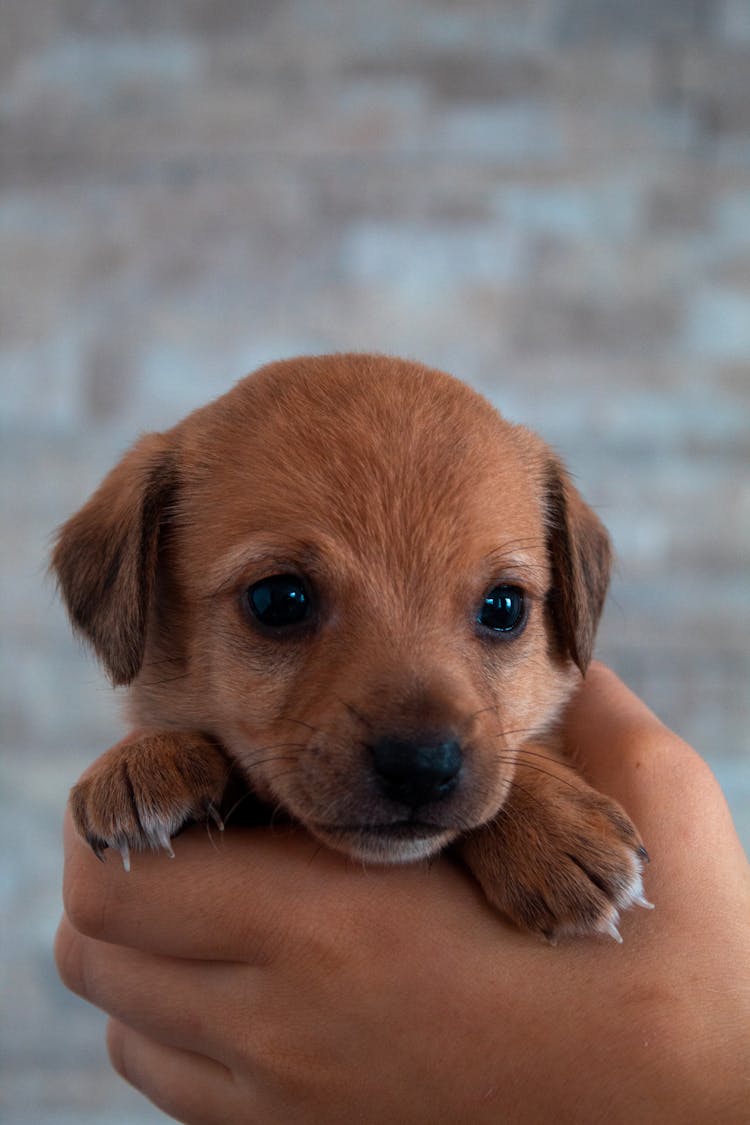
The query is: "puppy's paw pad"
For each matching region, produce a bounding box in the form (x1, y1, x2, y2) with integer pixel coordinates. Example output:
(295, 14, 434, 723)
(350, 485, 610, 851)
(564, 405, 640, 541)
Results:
(70, 731, 228, 865)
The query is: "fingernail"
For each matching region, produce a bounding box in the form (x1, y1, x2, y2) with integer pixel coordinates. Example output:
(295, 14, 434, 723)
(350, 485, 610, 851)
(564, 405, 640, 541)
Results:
(157, 830, 175, 859)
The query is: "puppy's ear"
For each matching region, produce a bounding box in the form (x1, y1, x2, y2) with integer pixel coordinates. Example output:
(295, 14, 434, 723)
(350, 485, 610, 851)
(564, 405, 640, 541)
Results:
(51, 433, 177, 686)
(544, 458, 611, 674)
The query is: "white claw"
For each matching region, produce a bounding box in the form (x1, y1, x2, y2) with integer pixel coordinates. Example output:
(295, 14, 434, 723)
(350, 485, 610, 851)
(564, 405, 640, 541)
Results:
(635, 894, 655, 910)
(118, 840, 131, 873)
(597, 909, 624, 943)
(605, 919, 623, 943)
(156, 830, 175, 859)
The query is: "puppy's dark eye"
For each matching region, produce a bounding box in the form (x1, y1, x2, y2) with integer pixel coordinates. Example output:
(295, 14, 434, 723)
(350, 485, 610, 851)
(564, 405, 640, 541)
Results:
(245, 575, 311, 629)
(478, 586, 526, 635)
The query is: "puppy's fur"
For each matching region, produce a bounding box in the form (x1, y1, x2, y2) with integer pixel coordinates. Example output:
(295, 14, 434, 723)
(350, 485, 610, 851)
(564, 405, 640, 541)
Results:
(53, 354, 649, 940)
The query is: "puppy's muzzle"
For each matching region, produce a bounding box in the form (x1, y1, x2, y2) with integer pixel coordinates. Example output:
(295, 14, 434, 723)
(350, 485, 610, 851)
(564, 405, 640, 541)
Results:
(370, 733, 462, 807)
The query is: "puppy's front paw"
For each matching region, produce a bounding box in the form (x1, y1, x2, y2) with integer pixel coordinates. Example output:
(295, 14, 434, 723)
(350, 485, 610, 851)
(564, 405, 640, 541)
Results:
(70, 731, 229, 869)
(461, 763, 651, 942)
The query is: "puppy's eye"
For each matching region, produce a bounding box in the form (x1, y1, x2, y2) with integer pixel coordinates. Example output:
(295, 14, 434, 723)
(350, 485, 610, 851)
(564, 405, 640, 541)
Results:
(478, 585, 526, 635)
(245, 575, 311, 629)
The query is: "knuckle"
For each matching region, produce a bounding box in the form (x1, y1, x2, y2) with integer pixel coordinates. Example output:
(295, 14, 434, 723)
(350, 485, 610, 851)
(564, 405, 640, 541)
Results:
(105, 1019, 129, 1082)
(54, 918, 86, 996)
(62, 858, 109, 939)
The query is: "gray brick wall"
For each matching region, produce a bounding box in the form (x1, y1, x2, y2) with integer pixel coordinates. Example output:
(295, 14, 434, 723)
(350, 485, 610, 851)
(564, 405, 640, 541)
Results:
(2, 2, 748, 1121)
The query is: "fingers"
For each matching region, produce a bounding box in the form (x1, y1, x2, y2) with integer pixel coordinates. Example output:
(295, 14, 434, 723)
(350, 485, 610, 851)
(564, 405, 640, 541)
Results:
(62, 803, 470, 961)
(55, 914, 244, 1064)
(107, 1020, 244, 1125)
(62, 803, 333, 960)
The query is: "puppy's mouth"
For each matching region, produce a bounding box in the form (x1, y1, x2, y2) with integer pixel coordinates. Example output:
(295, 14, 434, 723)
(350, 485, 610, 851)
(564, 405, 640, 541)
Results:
(310, 819, 456, 864)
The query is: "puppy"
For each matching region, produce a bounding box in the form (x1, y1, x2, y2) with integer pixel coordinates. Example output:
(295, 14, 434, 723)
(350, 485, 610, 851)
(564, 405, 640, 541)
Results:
(53, 353, 650, 941)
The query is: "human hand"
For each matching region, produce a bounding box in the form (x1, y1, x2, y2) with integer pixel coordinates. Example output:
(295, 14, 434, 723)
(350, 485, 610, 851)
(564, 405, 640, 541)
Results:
(55, 665, 750, 1124)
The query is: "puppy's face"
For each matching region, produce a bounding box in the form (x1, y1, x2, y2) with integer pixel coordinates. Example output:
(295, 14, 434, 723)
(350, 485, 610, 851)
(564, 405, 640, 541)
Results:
(54, 355, 610, 863)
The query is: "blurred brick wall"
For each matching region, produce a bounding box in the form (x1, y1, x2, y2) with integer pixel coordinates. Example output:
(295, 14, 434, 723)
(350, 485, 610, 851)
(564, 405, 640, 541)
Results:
(2, 2, 749, 1121)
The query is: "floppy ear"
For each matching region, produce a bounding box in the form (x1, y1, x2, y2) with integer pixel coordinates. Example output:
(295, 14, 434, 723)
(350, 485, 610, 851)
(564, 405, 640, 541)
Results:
(51, 433, 177, 686)
(544, 458, 611, 674)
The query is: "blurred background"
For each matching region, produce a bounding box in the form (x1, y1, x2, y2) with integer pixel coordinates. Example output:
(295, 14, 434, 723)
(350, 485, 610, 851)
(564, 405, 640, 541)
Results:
(2, 1, 749, 1121)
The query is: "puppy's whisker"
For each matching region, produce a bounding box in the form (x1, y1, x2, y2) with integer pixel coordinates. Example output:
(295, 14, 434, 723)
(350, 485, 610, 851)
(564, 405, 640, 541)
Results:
(204, 817, 223, 854)
(219, 755, 302, 825)
(498, 757, 585, 796)
(264, 767, 303, 783)
(309, 792, 349, 828)
(221, 771, 296, 826)
(219, 746, 302, 789)
(511, 749, 565, 766)
(216, 754, 250, 794)
(241, 753, 299, 771)
(221, 789, 260, 826)
(230, 734, 307, 760)
(463, 706, 544, 739)
(336, 696, 373, 731)
(492, 744, 563, 765)
(498, 779, 548, 815)
(467, 703, 502, 722)
(485, 725, 549, 744)
(267, 798, 298, 833)
(277, 715, 325, 737)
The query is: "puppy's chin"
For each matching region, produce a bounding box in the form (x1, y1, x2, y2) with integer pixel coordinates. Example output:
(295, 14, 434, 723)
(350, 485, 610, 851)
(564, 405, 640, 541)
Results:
(308, 822, 456, 865)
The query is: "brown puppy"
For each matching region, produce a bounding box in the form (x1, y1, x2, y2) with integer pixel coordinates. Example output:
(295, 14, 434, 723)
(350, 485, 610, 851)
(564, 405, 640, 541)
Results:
(53, 354, 650, 941)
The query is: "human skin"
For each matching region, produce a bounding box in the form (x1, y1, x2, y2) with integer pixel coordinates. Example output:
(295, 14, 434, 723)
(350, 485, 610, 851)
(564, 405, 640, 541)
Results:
(55, 664, 750, 1124)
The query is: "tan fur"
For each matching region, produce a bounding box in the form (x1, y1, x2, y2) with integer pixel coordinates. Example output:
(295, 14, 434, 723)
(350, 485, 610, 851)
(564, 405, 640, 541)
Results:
(52, 354, 647, 939)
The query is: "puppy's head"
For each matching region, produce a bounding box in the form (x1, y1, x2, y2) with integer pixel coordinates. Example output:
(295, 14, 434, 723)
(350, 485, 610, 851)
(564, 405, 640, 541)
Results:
(52, 354, 610, 862)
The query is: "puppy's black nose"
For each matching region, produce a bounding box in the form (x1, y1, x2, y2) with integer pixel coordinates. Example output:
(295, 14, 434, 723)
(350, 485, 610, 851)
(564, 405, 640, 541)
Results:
(371, 735, 462, 806)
